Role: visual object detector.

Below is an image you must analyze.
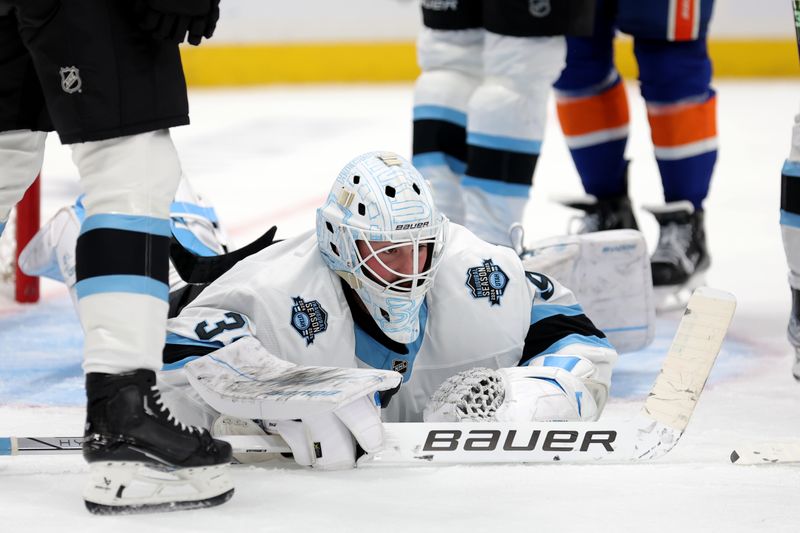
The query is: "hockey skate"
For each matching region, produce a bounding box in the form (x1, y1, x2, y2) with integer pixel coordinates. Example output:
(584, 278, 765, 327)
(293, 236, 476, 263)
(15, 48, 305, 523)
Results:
(564, 193, 639, 234)
(82, 370, 234, 514)
(645, 201, 710, 312)
(787, 288, 800, 380)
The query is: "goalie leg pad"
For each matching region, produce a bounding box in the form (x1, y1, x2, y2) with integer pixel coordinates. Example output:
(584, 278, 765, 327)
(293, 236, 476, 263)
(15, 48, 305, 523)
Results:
(521, 229, 655, 353)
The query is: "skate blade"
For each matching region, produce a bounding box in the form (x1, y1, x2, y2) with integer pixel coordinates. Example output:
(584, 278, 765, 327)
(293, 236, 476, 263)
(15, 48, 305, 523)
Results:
(84, 462, 233, 515)
(654, 273, 707, 313)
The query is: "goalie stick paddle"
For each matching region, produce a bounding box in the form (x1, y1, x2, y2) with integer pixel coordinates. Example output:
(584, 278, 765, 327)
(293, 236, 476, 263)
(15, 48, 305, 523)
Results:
(2, 288, 735, 464)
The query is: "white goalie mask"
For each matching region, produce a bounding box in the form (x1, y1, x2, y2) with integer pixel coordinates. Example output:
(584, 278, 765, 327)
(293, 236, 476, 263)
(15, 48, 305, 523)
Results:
(317, 151, 449, 343)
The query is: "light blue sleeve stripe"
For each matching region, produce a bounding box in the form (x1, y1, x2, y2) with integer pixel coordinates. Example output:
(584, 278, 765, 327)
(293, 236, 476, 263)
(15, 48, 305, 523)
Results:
(538, 333, 615, 356)
(0, 221, 5, 236)
(530, 303, 584, 325)
(172, 226, 218, 257)
(75, 275, 169, 301)
(0, 437, 11, 456)
(462, 175, 531, 198)
(81, 214, 171, 237)
(165, 332, 224, 348)
(468, 132, 542, 155)
(541, 355, 582, 371)
(783, 160, 800, 177)
(161, 356, 201, 371)
(170, 201, 219, 223)
(413, 105, 467, 127)
(412, 152, 467, 174)
(780, 210, 800, 229)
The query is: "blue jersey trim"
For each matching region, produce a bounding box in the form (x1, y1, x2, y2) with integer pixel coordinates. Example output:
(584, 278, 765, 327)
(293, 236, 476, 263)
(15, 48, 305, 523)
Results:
(413, 105, 467, 127)
(80, 214, 171, 237)
(165, 332, 224, 349)
(170, 201, 219, 223)
(75, 275, 169, 301)
(462, 176, 531, 198)
(353, 300, 428, 383)
(161, 356, 201, 371)
(0, 437, 11, 456)
(783, 160, 800, 178)
(467, 132, 541, 155)
(172, 225, 218, 257)
(530, 304, 585, 325)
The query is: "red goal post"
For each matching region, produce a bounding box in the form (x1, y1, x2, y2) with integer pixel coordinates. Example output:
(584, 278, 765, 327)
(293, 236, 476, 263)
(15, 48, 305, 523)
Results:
(1, 176, 41, 303)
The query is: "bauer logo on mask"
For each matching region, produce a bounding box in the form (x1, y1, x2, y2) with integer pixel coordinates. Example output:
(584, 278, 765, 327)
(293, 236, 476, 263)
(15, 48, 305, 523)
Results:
(466, 259, 508, 305)
(290, 296, 328, 345)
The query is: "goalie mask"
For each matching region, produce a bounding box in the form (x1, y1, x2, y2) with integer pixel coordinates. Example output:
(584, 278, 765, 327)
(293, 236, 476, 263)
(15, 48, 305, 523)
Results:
(317, 151, 448, 343)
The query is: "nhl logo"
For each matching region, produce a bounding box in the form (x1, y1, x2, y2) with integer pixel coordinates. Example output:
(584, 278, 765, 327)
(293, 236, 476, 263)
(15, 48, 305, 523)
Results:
(529, 0, 551, 18)
(392, 359, 408, 375)
(59, 66, 82, 94)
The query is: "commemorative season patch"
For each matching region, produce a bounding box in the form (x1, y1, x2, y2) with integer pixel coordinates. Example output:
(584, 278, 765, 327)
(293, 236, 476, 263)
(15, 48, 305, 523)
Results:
(466, 259, 508, 305)
(290, 297, 328, 345)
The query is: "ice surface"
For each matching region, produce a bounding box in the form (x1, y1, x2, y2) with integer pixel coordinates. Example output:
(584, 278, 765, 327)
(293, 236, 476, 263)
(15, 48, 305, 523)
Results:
(2, 80, 800, 531)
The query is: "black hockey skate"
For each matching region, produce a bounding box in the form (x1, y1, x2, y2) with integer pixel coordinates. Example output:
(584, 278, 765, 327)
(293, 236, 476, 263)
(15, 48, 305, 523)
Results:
(788, 288, 800, 380)
(564, 193, 639, 234)
(82, 370, 234, 515)
(645, 201, 710, 311)
(562, 164, 639, 234)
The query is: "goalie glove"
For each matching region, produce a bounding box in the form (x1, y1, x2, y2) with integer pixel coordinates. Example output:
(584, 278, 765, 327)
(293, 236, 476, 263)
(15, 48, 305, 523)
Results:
(423, 358, 600, 423)
(135, 0, 221, 46)
(268, 393, 385, 471)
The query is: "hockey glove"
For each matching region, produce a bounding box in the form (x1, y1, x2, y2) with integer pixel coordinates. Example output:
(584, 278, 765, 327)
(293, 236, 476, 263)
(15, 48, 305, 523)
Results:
(268, 393, 384, 471)
(423, 361, 599, 423)
(135, 0, 221, 46)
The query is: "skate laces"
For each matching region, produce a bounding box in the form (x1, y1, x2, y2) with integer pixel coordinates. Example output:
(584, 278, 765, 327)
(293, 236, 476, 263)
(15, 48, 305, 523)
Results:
(652, 222, 692, 268)
(150, 385, 195, 434)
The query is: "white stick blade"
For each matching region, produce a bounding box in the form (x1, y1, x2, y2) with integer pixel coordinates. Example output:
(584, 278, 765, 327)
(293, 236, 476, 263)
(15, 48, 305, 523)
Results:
(643, 287, 736, 432)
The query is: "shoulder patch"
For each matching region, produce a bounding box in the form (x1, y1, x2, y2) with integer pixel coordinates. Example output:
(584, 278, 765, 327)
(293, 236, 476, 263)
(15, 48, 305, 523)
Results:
(290, 296, 328, 345)
(525, 271, 555, 301)
(466, 259, 508, 305)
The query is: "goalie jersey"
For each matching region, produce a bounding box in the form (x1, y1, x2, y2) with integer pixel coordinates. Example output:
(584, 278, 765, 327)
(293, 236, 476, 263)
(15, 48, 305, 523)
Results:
(165, 223, 618, 422)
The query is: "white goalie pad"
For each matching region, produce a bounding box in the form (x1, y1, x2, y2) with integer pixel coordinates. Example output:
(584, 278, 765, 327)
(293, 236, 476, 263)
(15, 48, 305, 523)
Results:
(184, 337, 402, 420)
(521, 229, 655, 353)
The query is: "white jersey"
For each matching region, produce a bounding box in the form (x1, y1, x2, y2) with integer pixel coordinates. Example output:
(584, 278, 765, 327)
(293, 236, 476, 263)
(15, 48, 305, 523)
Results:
(166, 223, 617, 422)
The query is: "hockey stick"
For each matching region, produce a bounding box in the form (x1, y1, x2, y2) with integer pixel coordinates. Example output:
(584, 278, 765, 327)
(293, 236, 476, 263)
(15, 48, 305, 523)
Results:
(730, 442, 800, 465)
(793, 0, 800, 63)
(1, 287, 735, 464)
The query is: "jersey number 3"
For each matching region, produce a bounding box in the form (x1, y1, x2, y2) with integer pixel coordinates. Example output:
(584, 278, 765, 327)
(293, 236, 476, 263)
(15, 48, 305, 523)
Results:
(194, 312, 246, 340)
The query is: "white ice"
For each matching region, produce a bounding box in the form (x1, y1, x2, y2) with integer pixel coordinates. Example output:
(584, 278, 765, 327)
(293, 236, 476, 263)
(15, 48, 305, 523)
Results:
(2, 80, 800, 532)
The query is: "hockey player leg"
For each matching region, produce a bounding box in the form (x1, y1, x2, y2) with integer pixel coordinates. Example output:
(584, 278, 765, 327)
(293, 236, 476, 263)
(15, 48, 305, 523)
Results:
(0, 130, 46, 232)
(635, 38, 716, 311)
(460, 32, 565, 245)
(72, 131, 233, 513)
(780, 108, 800, 378)
(413, 24, 483, 225)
